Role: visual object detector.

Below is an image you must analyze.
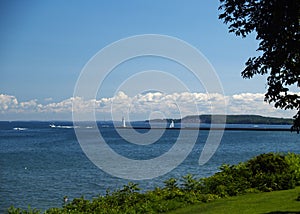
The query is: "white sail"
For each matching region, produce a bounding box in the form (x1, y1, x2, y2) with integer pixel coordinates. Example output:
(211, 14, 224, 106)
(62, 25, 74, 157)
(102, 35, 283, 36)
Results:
(169, 120, 174, 128)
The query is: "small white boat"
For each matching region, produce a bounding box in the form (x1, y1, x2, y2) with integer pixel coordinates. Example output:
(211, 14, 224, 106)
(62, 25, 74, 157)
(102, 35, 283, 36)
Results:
(13, 127, 27, 131)
(169, 120, 175, 128)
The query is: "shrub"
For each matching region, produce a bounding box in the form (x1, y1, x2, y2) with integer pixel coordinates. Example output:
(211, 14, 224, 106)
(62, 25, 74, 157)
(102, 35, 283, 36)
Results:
(7, 206, 40, 214)
(246, 153, 296, 191)
(181, 174, 201, 191)
(200, 163, 251, 197)
(163, 178, 178, 190)
(285, 153, 300, 185)
(199, 153, 298, 197)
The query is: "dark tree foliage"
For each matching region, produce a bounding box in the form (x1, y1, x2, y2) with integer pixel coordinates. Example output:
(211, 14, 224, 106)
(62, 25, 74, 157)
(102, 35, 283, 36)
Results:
(218, 0, 300, 132)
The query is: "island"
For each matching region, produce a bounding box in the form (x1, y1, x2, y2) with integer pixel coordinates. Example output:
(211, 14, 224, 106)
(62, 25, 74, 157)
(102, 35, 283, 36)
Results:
(146, 114, 293, 125)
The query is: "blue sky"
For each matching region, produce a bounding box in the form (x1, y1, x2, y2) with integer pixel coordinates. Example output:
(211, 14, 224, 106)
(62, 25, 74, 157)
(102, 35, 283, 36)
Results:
(1, 0, 292, 120)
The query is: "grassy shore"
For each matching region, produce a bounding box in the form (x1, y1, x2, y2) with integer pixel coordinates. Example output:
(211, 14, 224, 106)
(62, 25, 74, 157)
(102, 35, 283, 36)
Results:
(169, 186, 300, 214)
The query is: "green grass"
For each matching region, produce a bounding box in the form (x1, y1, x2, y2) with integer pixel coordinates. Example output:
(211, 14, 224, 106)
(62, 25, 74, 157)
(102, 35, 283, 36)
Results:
(168, 186, 300, 214)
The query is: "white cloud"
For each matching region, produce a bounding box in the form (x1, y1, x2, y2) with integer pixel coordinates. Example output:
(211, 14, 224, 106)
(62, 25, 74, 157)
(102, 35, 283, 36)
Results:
(0, 94, 18, 112)
(0, 92, 296, 120)
(232, 93, 264, 101)
(20, 99, 38, 109)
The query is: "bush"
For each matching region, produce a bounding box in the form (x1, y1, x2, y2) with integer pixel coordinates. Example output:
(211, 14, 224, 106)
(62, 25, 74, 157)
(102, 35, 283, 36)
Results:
(200, 163, 251, 197)
(200, 153, 299, 197)
(246, 153, 296, 191)
(181, 174, 200, 191)
(7, 206, 40, 214)
(286, 153, 300, 185)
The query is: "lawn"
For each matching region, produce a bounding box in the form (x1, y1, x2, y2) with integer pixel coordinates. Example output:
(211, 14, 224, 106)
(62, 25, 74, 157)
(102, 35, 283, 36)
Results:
(168, 186, 300, 214)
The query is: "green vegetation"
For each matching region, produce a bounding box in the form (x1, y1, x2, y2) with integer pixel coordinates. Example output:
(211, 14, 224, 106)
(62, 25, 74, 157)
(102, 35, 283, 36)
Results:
(169, 186, 300, 214)
(182, 115, 293, 125)
(148, 115, 293, 124)
(7, 153, 300, 214)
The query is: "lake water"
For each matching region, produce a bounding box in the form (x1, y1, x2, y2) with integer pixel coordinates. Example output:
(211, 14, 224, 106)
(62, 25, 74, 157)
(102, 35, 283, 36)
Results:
(0, 121, 299, 212)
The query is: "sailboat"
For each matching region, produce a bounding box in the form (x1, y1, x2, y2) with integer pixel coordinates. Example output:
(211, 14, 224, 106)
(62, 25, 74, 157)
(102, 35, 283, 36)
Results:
(169, 120, 174, 128)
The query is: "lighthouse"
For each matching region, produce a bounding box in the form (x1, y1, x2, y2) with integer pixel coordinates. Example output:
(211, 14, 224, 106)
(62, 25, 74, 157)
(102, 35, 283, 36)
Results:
(122, 117, 126, 128)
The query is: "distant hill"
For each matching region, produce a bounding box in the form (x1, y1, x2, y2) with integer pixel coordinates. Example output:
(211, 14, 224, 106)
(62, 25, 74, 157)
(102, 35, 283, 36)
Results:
(147, 115, 293, 125)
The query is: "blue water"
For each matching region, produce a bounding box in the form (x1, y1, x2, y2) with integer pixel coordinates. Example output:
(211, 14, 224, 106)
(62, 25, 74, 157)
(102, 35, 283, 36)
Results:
(0, 121, 299, 212)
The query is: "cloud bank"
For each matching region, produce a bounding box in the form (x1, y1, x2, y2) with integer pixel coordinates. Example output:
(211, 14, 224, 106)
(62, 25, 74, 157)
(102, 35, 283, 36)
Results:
(0, 92, 295, 120)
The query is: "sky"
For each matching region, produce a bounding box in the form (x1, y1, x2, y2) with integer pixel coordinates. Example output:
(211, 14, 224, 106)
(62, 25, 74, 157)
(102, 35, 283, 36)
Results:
(0, 0, 296, 121)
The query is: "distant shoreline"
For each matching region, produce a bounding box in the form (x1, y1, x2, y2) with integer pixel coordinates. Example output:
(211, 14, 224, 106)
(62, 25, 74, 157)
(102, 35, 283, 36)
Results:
(0, 114, 293, 125)
(146, 114, 293, 125)
(118, 126, 291, 131)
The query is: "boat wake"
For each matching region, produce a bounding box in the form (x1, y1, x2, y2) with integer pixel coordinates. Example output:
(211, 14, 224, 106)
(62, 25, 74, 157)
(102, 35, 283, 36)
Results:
(49, 124, 78, 129)
(13, 127, 28, 131)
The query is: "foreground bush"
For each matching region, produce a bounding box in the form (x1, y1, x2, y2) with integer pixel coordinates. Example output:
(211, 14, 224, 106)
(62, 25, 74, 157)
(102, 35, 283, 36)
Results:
(8, 152, 300, 214)
(200, 152, 300, 197)
(247, 153, 295, 191)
